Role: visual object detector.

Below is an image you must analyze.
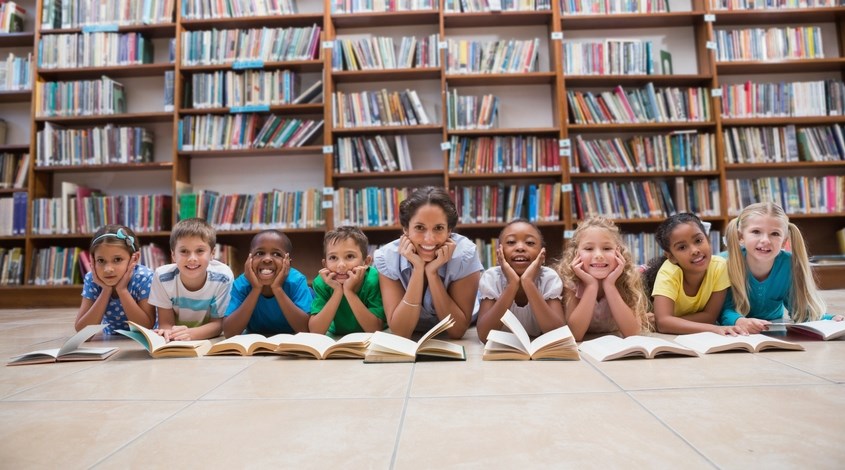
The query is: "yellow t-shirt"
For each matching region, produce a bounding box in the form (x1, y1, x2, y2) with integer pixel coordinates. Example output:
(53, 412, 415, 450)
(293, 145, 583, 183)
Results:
(651, 256, 730, 317)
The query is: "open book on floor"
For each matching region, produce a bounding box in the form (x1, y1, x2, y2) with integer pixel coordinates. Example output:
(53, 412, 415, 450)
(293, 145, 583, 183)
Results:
(483, 310, 579, 361)
(578, 335, 698, 362)
(364, 314, 465, 363)
(787, 320, 845, 341)
(673, 332, 805, 354)
(207, 334, 293, 356)
(275, 332, 372, 359)
(117, 321, 211, 358)
(7, 324, 118, 366)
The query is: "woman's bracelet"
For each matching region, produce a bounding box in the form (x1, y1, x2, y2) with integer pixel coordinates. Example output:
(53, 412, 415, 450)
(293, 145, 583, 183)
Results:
(402, 299, 421, 308)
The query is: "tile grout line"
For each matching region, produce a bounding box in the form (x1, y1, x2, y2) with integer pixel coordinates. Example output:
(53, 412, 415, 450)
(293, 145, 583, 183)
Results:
(389, 362, 416, 470)
(755, 353, 841, 385)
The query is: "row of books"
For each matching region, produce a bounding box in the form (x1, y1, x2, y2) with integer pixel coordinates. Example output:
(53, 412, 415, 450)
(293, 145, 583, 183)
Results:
(448, 135, 560, 174)
(331, 0, 437, 13)
(178, 114, 323, 150)
(452, 183, 562, 224)
(572, 178, 722, 220)
(41, 0, 175, 29)
(723, 125, 845, 164)
(567, 84, 711, 125)
(726, 176, 844, 216)
(332, 89, 432, 128)
(571, 132, 717, 173)
(445, 0, 552, 12)
(715, 26, 824, 62)
(0, 152, 28, 188)
(181, 0, 298, 18)
(187, 69, 298, 108)
(445, 38, 540, 75)
(36, 123, 154, 167)
(446, 92, 499, 130)
(32, 191, 172, 235)
(178, 189, 325, 230)
(38, 32, 154, 69)
(28, 246, 83, 286)
(563, 40, 654, 76)
(0, 53, 31, 91)
(622, 229, 724, 266)
(36, 76, 126, 117)
(710, 0, 839, 10)
(180, 25, 322, 66)
(0, 247, 23, 286)
(0, 1, 25, 33)
(721, 80, 845, 118)
(0, 191, 26, 236)
(332, 34, 440, 71)
(561, 0, 669, 14)
(332, 186, 410, 227)
(334, 135, 413, 173)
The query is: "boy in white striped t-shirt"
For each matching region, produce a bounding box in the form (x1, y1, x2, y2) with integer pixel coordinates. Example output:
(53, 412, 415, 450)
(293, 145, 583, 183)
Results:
(149, 218, 233, 341)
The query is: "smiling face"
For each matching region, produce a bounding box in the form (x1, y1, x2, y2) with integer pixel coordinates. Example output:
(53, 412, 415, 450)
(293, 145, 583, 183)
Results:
(666, 222, 712, 275)
(405, 203, 451, 262)
(323, 237, 369, 283)
(250, 233, 288, 285)
(500, 222, 542, 275)
(172, 235, 213, 290)
(576, 227, 619, 280)
(740, 214, 786, 268)
(93, 244, 132, 287)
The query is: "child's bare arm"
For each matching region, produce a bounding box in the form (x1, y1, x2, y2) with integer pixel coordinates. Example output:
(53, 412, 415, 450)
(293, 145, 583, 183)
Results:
(380, 272, 424, 339)
(170, 318, 223, 341)
(476, 284, 519, 343)
(309, 269, 343, 334)
(565, 285, 598, 341)
(222, 288, 261, 338)
(75, 292, 111, 331)
(653, 295, 738, 335)
(521, 260, 565, 335)
(342, 266, 383, 333)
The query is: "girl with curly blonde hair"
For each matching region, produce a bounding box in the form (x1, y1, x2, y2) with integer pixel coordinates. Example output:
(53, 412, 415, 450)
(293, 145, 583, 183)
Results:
(555, 216, 650, 341)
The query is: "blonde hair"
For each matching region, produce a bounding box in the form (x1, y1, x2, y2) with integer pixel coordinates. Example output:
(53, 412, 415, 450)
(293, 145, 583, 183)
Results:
(555, 216, 650, 333)
(725, 202, 826, 322)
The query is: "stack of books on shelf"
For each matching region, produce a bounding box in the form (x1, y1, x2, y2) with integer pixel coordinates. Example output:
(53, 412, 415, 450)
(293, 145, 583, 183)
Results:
(32, 190, 172, 235)
(0, 247, 23, 286)
(333, 187, 410, 228)
(571, 132, 716, 173)
(727, 176, 844, 216)
(334, 135, 413, 173)
(181, 0, 298, 18)
(445, 38, 540, 74)
(723, 125, 845, 164)
(38, 32, 154, 69)
(331, 0, 437, 13)
(178, 189, 325, 230)
(452, 183, 562, 224)
(715, 26, 824, 62)
(36, 123, 154, 166)
(0, 191, 26, 236)
(178, 115, 323, 150)
(0, 0, 25, 32)
(332, 89, 431, 128)
(474, 237, 498, 270)
(720, 80, 845, 118)
(40, 0, 175, 28)
(36, 76, 126, 117)
(332, 34, 440, 70)
(448, 135, 560, 174)
(711, 0, 838, 9)
(180, 25, 321, 65)
(567, 84, 711, 124)
(29, 246, 82, 286)
(0, 152, 29, 188)
(561, 0, 669, 14)
(563, 39, 654, 75)
(446, 91, 499, 130)
(186, 70, 298, 109)
(573, 180, 676, 220)
(445, 0, 551, 11)
(1, 52, 31, 91)
(138, 243, 168, 271)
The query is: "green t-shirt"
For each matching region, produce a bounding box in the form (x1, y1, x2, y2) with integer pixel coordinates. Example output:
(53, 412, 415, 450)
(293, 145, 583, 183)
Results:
(309, 266, 385, 335)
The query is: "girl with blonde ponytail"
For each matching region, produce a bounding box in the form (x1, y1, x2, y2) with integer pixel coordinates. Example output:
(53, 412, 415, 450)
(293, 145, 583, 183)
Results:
(721, 202, 842, 333)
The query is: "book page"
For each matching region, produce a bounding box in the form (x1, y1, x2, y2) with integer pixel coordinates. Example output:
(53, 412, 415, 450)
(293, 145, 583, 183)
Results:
(790, 320, 845, 340)
(743, 334, 803, 352)
(334, 332, 372, 345)
(57, 324, 106, 356)
(673, 332, 745, 354)
(486, 330, 529, 354)
(579, 335, 641, 361)
(499, 310, 531, 352)
(416, 314, 455, 348)
(369, 331, 419, 357)
(527, 325, 574, 357)
(287, 333, 338, 356)
(418, 339, 465, 358)
(625, 336, 694, 356)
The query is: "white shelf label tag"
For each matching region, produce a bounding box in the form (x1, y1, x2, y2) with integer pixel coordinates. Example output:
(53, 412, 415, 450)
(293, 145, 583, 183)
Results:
(322, 187, 334, 196)
(440, 142, 452, 151)
(321, 201, 333, 209)
(559, 138, 571, 148)
(438, 41, 448, 50)
(322, 41, 333, 49)
(551, 32, 563, 41)
(704, 14, 716, 22)
(711, 88, 723, 97)
(561, 184, 573, 193)
(564, 230, 575, 239)
(706, 41, 717, 50)
(323, 145, 334, 154)
(560, 147, 571, 157)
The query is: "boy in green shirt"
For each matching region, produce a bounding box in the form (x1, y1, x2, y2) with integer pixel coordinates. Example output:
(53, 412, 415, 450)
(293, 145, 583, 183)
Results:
(309, 226, 385, 335)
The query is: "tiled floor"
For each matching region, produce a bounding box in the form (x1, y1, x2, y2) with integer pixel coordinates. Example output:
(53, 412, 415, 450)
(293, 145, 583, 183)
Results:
(1, 291, 844, 469)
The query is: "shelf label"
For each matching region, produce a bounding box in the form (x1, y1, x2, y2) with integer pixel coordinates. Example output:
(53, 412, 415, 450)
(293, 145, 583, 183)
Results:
(229, 104, 270, 113)
(321, 200, 333, 209)
(560, 147, 571, 157)
(322, 187, 334, 195)
(82, 24, 119, 33)
(564, 230, 575, 239)
(550, 32, 563, 41)
(440, 142, 452, 151)
(438, 41, 448, 50)
(561, 183, 573, 193)
(710, 88, 723, 97)
(559, 138, 570, 148)
(704, 14, 716, 23)
(705, 41, 717, 50)
(323, 145, 334, 154)
(232, 59, 264, 70)
(322, 41, 333, 49)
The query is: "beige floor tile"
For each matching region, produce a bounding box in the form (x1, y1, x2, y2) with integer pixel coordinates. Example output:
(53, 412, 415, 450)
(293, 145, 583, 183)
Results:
(0, 401, 188, 469)
(0, 361, 98, 399)
(96, 399, 403, 469)
(631, 385, 845, 469)
(9, 359, 251, 401)
(204, 358, 413, 399)
(761, 339, 845, 383)
(411, 359, 617, 397)
(395, 394, 713, 469)
(590, 350, 829, 390)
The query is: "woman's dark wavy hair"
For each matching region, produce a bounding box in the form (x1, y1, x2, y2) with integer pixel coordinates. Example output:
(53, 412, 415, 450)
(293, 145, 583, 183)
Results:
(399, 186, 459, 230)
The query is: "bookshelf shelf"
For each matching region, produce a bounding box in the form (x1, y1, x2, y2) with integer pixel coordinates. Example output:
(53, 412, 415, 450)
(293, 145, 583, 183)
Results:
(716, 58, 845, 75)
(568, 122, 715, 132)
(215, 228, 326, 236)
(443, 11, 553, 28)
(33, 162, 174, 173)
(725, 162, 845, 171)
(179, 104, 324, 116)
(445, 72, 556, 86)
(29, 231, 171, 240)
(447, 127, 558, 136)
(456, 221, 565, 230)
(0, 189, 25, 195)
(570, 171, 721, 179)
(575, 216, 724, 224)
(333, 169, 443, 180)
(710, 7, 845, 26)
(0, 90, 31, 103)
(178, 146, 324, 158)
(36, 63, 175, 80)
(180, 60, 324, 73)
(0, 32, 34, 47)
(564, 74, 712, 87)
(721, 116, 845, 126)
(40, 23, 176, 38)
(332, 68, 442, 83)
(0, 144, 29, 152)
(449, 171, 562, 180)
(331, 10, 440, 28)
(757, 212, 845, 220)
(34, 112, 174, 125)
(331, 124, 443, 136)
(180, 14, 325, 30)
(561, 12, 703, 30)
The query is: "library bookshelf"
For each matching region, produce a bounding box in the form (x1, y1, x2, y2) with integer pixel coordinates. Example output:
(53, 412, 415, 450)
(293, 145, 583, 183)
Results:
(0, 0, 843, 308)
